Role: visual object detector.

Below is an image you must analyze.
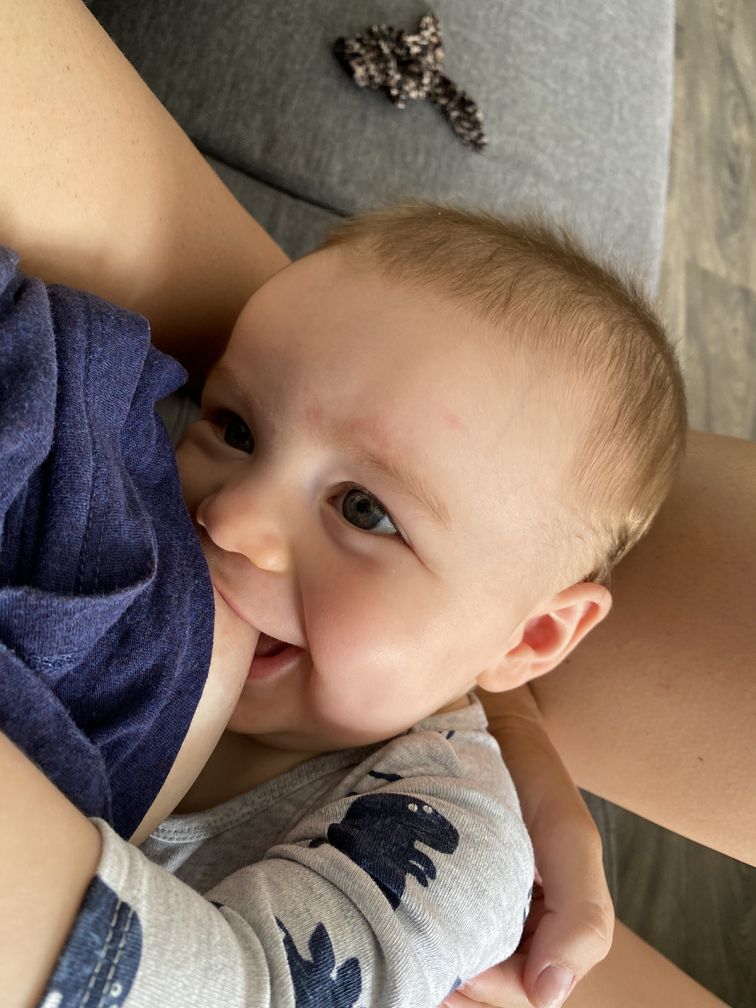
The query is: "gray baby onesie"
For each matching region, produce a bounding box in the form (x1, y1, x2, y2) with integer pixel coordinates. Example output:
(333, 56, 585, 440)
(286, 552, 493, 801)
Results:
(41, 695, 534, 1007)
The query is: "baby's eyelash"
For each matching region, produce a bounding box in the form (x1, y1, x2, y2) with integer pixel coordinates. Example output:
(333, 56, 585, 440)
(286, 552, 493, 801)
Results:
(203, 406, 232, 426)
(203, 407, 254, 453)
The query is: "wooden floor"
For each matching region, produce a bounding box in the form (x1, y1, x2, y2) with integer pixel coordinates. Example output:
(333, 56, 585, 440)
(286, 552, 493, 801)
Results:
(589, 2, 755, 1006)
(657, 0, 755, 440)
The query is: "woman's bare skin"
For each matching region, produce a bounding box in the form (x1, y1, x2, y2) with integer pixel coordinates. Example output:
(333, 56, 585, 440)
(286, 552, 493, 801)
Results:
(533, 428, 756, 866)
(2, 0, 288, 393)
(1, 2, 751, 1006)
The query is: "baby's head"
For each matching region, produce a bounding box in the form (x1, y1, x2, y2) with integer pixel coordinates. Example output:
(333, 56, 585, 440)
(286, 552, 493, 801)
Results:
(176, 202, 687, 755)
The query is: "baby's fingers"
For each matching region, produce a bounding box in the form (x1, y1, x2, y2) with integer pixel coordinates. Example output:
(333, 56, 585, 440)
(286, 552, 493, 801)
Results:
(440, 955, 533, 1007)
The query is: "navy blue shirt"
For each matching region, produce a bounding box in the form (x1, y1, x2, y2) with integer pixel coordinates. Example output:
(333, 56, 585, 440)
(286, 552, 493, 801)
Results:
(0, 246, 214, 838)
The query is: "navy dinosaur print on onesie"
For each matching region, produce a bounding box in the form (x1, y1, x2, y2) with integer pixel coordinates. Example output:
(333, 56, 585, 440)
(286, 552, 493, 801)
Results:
(311, 792, 460, 910)
(367, 769, 403, 783)
(277, 919, 362, 1008)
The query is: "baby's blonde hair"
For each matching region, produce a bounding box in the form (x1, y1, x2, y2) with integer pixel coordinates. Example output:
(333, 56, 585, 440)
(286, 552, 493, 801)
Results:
(320, 202, 687, 588)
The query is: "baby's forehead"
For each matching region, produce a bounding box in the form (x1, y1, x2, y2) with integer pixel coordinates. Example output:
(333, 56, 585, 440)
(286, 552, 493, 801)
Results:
(234, 249, 587, 470)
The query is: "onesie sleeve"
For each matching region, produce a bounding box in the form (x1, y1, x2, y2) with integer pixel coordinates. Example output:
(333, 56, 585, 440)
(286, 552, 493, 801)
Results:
(39, 717, 534, 1007)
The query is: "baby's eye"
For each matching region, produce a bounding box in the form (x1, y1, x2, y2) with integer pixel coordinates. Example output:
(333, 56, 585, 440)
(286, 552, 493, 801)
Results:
(210, 410, 254, 454)
(334, 487, 400, 537)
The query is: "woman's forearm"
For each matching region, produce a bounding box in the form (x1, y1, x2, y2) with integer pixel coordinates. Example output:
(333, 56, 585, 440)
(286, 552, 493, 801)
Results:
(1, 0, 289, 391)
(0, 733, 101, 1008)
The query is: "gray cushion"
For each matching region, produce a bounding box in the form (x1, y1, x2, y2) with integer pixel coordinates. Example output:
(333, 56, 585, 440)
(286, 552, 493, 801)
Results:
(90, 0, 674, 294)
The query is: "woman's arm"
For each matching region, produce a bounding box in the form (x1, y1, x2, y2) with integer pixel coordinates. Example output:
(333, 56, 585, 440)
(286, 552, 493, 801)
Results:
(0, 733, 101, 1008)
(0, 725, 721, 1008)
(1, 0, 289, 391)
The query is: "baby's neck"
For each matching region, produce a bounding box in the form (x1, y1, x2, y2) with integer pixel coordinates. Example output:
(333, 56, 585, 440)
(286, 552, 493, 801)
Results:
(175, 732, 317, 814)
(174, 693, 472, 816)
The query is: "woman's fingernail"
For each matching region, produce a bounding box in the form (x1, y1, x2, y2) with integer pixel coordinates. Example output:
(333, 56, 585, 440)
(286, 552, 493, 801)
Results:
(535, 964, 576, 1008)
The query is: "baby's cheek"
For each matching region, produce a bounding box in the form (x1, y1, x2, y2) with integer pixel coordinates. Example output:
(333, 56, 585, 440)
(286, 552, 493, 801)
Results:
(307, 570, 439, 711)
(314, 565, 409, 660)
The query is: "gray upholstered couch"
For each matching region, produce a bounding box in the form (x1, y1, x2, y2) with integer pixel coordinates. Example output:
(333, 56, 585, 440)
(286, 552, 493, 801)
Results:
(88, 0, 674, 298)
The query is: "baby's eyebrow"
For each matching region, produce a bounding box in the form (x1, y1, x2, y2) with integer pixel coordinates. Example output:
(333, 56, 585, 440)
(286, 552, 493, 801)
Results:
(343, 442, 451, 529)
(204, 363, 251, 403)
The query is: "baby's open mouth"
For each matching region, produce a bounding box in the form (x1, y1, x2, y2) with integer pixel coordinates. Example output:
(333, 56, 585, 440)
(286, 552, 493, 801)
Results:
(254, 633, 289, 658)
(248, 634, 304, 681)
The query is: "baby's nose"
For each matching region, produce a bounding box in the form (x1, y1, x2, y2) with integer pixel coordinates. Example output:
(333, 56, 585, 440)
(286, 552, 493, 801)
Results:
(196, 484, 290, 574)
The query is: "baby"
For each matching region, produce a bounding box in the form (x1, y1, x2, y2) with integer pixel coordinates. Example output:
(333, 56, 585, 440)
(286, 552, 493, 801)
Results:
(135, 204, 684, 1006)
(173, 200, 685, 775)
(3, 202, 686, 1008)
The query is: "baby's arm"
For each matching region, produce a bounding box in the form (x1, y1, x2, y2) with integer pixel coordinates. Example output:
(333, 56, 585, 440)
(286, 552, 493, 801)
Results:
(25, 719, 533, 1008)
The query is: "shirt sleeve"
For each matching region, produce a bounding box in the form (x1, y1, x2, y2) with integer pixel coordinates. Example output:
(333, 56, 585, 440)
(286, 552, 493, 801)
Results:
(38, 728, 534, 1007)
(0, 246, 214, 839)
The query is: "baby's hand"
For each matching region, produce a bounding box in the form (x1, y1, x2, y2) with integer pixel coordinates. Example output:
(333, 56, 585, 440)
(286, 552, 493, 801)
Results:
(439, 953, 531, 1007)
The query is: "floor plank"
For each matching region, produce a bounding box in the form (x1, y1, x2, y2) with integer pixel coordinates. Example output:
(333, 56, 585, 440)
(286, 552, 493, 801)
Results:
(681, 263, 756, 435)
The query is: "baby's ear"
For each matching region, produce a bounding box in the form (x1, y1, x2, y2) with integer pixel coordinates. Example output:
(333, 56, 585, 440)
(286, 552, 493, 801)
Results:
(476, 581, 612, 692)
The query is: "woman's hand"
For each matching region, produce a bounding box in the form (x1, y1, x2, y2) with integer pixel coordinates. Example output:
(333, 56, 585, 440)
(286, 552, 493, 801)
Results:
(442, 685, 614, 1008)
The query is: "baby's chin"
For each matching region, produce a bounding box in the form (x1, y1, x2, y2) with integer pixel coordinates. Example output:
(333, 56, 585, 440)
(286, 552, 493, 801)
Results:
(225, 700, 421, 756)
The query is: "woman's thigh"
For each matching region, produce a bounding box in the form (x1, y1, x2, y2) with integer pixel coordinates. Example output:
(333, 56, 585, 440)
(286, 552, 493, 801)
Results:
(568, 920, 728, 1008)
(532, 429, 756, 866)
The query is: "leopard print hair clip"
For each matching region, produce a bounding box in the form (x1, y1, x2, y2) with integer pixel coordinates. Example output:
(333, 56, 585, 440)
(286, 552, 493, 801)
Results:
(333, 13, 488, 152)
